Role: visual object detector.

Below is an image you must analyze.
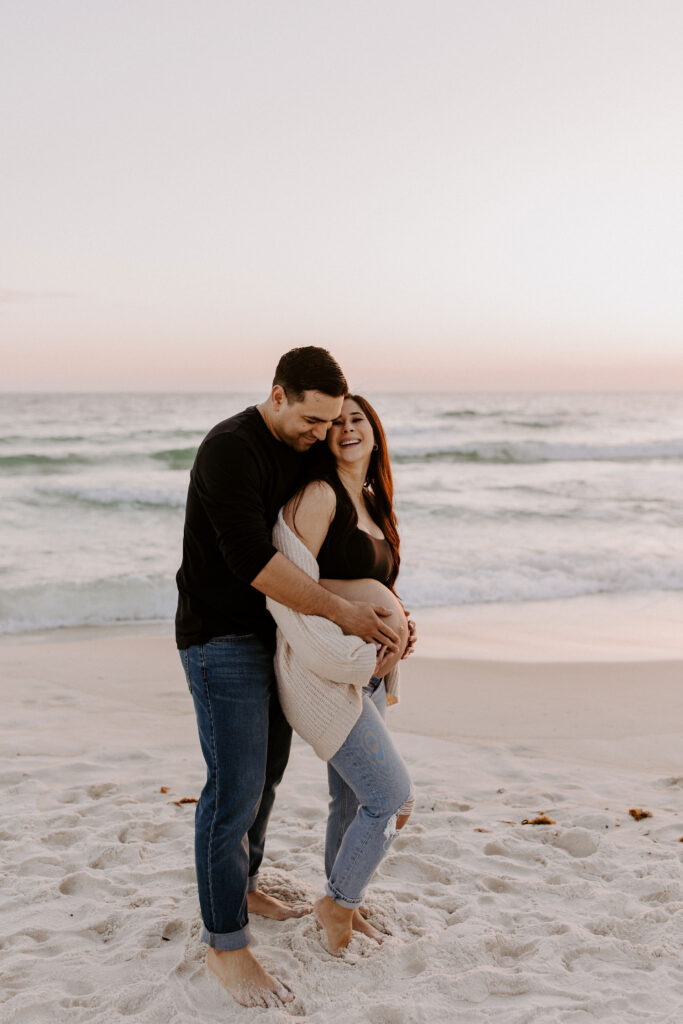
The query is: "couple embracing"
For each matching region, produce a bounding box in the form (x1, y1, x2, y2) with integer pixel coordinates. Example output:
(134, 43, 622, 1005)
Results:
(176, 347, 416, 1008)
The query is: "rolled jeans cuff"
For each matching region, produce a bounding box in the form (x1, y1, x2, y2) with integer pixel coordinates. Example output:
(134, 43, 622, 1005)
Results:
(201, 923, 253, 950)
(248, 873, 259, 893)
(325, 881, 362, 910)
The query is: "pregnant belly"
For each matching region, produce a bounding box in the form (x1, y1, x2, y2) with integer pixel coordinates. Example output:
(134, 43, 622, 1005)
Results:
(319, 577, 409, 675)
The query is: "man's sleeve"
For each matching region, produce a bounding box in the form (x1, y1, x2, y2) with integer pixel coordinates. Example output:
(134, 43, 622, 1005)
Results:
(192, 432, 278, 583)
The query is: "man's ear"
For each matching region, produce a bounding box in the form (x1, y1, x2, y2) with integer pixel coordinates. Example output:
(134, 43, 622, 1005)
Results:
(270, 385, 287, 411)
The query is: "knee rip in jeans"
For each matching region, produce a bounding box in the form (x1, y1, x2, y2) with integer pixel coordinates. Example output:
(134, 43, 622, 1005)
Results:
(386, 790, 415, 837)
(383, 813, 399, 839)
(398, 790, 415, 818)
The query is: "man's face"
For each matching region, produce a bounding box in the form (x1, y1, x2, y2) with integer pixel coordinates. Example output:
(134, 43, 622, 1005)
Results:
(271, 388, 344, 451)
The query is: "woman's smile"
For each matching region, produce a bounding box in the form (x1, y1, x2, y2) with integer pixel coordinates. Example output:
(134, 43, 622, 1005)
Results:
(328, 398, 375, 462)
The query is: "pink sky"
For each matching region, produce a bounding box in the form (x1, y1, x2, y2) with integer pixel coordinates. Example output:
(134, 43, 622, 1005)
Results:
(2, 1, 683, 392)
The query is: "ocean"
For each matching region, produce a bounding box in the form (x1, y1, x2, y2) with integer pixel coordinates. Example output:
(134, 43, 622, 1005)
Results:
(1, 391, 682, 634)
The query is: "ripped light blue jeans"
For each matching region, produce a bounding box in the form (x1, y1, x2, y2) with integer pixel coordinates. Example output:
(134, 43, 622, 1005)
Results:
(325, 677, 414, 909)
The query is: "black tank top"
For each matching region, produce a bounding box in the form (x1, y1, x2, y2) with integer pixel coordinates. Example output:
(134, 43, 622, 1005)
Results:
(317, 511, 394, 584)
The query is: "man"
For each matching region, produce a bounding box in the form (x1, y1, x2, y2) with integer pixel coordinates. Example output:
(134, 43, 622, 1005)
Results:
(176, 347, 400, 1008)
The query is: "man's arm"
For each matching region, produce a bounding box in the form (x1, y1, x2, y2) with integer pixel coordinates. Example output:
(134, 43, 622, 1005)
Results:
(262, 480, 400, 650)
(252, 553, 400, 649)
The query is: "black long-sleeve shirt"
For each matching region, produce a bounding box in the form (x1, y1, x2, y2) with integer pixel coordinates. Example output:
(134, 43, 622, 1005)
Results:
(175, 406, 316, 649)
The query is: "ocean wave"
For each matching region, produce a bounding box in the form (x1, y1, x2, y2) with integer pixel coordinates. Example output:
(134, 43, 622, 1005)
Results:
(396, 498, 682, 526)
(2, 569, 682, 634)
(0, 575, 177, 635)
(0, 453, 91, 473)
(397, 502, 584, 523)
(134, 427, 205, 440)
(34, 485, 187, 510)
(0, 434, 88, 445)
(0, 427, 203, 447)
(391, 440, 683, 464)
(0, 446, 199, 475)
(399, 555, 683, 608)
(151, 447, 198, 470)
(5, 437, 681, 473)
(502, 419, 568, 429)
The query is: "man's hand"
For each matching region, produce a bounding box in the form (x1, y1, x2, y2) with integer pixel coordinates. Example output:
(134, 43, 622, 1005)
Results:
(335, 600, 400, 650)
(402, 608, 417, 659)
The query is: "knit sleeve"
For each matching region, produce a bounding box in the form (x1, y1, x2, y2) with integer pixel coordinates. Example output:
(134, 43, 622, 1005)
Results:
(266, 597, 377, 685)
(266, 510, 378, 685)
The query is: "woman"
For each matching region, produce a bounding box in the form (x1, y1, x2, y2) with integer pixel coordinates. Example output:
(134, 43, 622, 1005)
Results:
(266, 394, 415, 956)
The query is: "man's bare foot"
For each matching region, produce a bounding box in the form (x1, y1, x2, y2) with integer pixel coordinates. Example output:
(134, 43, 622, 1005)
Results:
(352, 908, 385, 943)
(207, 946, 294, 1008)
(314, 895, 354, 955)
(248, 889, 311, 920)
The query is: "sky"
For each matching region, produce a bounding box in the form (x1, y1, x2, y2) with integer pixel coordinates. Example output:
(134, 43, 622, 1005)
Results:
(2, 0, 683, 392)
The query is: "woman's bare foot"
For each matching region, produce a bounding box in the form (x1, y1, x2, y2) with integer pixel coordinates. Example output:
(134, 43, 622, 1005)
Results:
(314, 895, 354, 955)
(352, 908, 385, 943)
(207, 946, 294, 1008)
(248, 889, 311, 920)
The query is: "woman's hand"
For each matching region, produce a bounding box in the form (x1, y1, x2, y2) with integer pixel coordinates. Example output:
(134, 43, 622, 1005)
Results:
(374, 644, 394, 677)
(401, 608, 417, 659)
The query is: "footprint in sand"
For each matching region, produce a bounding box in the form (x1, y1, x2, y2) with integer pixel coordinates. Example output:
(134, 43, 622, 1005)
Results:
(382, 852, 452, 885)
(17, 856, 64, 878)
(117, 821, 182, 844)
(115, 985, 158, 1017)
(86, 783, 119, 799)
(88, 845, 131, 870)
(44, 828, 88, 849)
(656, 776, 683, 788)
(551, 828, 599, 858)
(59, 870, 134, 898)
(483, 841, 510, 857)
(480, 875, 515, 893)
(486, 936, 539, 963)
(363, 1004, 413, 1023)
(160, 919, 186, 941)
(2, 927, 51, 949)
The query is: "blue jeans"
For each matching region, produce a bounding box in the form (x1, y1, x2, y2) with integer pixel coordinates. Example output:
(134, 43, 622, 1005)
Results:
(179, 633, 292, 950)
(324, 678, 413, 909)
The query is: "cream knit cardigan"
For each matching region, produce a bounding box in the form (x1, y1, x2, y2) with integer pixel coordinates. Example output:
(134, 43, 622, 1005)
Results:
(266, 510, 400, 761)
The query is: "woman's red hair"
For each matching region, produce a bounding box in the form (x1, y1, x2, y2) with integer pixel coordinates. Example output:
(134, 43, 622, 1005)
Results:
(345, 394, 400, 590)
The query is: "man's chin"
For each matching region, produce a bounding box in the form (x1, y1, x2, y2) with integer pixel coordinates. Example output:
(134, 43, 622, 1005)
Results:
(283, 439, 312, 452)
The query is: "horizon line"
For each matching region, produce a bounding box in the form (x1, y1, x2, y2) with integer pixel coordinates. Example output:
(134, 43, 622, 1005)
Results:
(2, 386, 683, 397)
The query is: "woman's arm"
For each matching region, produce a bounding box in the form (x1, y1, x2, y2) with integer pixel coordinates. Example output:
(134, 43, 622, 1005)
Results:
(283, 481, 337, 558)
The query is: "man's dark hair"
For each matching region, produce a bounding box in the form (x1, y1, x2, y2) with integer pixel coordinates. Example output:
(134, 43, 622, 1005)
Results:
(273, 346, 347, 401)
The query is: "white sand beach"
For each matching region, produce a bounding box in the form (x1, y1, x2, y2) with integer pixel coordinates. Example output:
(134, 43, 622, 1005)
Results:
(1, 595, 682, 1023)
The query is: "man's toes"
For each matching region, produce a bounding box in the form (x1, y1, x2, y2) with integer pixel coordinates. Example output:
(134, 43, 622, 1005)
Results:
(276, 982, 295, 1004)
(237, 984, 267, 1009)
(289, 901, 312, 918)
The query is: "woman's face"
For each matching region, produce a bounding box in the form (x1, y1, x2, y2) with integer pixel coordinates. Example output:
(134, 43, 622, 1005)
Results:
(327, 398, 375, 468)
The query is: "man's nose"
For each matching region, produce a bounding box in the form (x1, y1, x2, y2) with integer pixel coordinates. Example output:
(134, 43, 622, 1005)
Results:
(312, 423, 328, 441)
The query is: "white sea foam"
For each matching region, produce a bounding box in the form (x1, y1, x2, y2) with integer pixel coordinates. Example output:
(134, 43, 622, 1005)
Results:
(0, 577, 177, 635)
